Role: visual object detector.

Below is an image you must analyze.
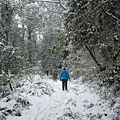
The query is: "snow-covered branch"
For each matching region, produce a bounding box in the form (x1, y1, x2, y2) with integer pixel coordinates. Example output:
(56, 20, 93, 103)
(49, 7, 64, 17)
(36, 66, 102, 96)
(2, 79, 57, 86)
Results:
(41, 0, 67, 10)
(58, 0, 67, 10)
(40, 0, 59, 3)
(43, 2, 65, 14)
(105, 11, 120, 22)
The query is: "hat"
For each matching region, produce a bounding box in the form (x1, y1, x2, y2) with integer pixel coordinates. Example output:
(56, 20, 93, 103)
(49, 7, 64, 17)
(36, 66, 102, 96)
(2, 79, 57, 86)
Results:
(63, 67, 66, 70)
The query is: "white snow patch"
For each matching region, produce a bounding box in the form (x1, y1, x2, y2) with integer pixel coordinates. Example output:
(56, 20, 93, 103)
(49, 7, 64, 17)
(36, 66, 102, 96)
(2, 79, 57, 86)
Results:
(0, 75, 119, 120)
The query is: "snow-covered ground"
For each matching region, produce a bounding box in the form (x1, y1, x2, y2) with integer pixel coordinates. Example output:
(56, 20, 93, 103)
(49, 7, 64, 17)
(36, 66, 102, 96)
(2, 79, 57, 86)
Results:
(0, 75, 119, 120)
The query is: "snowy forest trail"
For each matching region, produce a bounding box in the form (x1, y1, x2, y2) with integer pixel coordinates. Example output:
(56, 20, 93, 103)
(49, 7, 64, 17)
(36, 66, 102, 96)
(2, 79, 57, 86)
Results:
(27, 76, 99, 120)
(1, 75, 115, 120)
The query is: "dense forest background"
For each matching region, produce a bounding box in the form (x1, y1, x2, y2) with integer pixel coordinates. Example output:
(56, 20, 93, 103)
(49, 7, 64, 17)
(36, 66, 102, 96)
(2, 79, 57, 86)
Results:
(0, 0, 119, 99)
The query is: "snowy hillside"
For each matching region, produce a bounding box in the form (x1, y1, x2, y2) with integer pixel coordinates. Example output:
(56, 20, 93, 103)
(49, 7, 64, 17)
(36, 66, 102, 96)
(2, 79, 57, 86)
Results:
(0, 75, 119, 120)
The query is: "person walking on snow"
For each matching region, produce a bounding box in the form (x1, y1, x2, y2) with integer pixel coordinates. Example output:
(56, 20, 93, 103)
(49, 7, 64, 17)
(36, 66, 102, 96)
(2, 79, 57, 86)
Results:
(45, 68, 49, 76)
(60, 68, 70, 91)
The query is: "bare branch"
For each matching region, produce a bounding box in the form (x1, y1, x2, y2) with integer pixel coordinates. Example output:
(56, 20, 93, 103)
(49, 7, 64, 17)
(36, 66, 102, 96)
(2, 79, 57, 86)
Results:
(40, 0, 59, 3)
(105, 11, 120, 22)
(58, 0, 67, 10)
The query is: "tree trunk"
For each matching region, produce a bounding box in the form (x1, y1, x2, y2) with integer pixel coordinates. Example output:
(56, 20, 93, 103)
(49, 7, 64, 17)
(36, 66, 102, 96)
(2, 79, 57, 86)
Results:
(9, 83, 13, 91)
(83, 42, 101, 67)
(27, 29, 32, 64)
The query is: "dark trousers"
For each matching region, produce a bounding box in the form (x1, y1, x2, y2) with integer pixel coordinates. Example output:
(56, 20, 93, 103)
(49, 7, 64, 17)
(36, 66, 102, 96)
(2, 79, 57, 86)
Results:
(62, 80, 68, 91)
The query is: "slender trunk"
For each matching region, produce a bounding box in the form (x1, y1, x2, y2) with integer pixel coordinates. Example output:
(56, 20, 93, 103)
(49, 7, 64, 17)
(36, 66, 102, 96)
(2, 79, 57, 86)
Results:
(9, 83, 13, 91)
(83, 42, 101, 67)
(28, 30, 32, 64)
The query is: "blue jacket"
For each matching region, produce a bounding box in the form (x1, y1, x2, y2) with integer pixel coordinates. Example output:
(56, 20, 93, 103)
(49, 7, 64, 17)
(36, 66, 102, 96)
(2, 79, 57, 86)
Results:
(60, 70, 70, 81)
